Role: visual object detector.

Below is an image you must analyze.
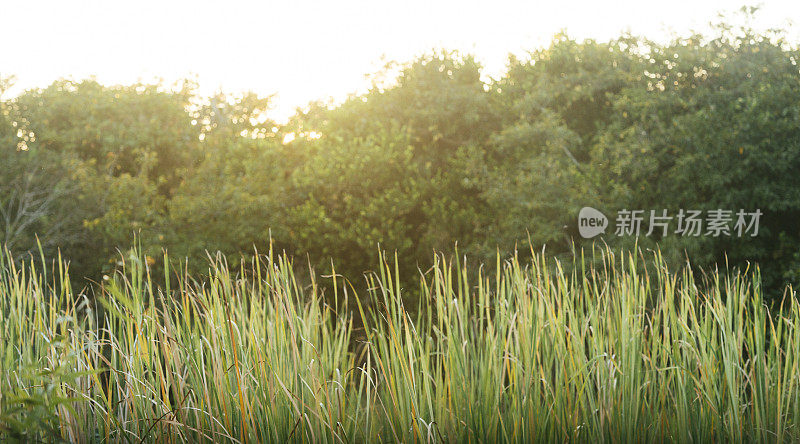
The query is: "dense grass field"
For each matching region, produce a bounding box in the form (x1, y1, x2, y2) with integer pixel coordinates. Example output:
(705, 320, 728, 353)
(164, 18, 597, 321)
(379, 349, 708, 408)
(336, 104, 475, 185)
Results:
(1, 245, 799, 442)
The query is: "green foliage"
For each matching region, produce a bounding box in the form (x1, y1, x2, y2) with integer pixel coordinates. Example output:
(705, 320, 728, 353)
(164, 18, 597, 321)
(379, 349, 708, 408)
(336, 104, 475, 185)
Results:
(2, 80, 200, 276)
(282, 127, 421, 277)
(594, 22, 800, 291)
(166, 92, 282, 265)
(1, 11, 799, 295)
(486, 36, 646, 257)
(281, 52, 500, 278)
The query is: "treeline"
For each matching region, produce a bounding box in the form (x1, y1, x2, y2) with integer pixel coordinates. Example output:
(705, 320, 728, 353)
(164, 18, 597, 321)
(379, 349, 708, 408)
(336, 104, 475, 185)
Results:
(2, 16, 800, 294)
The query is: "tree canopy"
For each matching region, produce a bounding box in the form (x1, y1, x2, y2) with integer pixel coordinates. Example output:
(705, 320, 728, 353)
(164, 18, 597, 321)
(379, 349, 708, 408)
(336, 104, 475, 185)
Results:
(2, 15, 798, 296)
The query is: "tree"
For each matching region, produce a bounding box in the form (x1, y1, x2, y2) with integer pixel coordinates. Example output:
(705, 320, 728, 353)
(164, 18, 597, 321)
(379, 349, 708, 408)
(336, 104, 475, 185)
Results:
(283, 52, 501, 278)
(0, 77, 83, 259)
(166, 92, 284, 266)
(485, 36, 644, 257)
(594, 18, 800, 292)
(6, 80, 200, 277)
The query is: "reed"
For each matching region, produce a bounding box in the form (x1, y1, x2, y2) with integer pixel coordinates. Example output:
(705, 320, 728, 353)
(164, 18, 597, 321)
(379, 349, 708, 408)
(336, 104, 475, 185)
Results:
(1, 244, 797, 442)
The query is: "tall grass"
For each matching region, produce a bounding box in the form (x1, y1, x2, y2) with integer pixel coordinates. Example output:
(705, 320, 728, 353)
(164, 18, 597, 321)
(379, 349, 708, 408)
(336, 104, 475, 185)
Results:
(1, 244, 798, 442)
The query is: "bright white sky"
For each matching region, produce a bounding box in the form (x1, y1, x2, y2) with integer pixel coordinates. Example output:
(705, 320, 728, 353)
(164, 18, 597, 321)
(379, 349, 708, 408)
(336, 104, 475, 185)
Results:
(1, 1, 798, 121)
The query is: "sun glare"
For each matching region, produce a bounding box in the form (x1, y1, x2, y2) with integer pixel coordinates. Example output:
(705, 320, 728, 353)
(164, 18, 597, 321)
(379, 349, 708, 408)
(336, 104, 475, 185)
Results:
(1, 1, 797, 122)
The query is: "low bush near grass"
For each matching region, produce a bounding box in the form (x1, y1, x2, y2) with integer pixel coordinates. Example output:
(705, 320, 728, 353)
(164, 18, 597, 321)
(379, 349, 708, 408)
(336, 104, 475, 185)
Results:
(1, 245, 798, 442)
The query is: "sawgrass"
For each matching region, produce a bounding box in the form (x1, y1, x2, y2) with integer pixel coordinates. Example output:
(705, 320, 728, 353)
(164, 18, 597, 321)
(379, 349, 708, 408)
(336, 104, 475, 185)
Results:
(1, 244, 798, 442)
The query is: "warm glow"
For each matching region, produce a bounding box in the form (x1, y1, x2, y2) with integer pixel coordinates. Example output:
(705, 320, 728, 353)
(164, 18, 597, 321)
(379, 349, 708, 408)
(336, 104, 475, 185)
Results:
(1, 1, 797, 121)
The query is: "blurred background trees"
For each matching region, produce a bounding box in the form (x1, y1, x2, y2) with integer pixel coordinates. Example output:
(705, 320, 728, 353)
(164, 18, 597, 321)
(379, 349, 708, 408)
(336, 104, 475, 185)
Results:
(1, 18, 799, 297)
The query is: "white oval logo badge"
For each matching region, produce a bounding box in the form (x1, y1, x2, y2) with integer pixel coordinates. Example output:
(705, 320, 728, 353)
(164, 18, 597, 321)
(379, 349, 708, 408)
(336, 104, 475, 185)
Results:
(578, 207, 608, 238)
